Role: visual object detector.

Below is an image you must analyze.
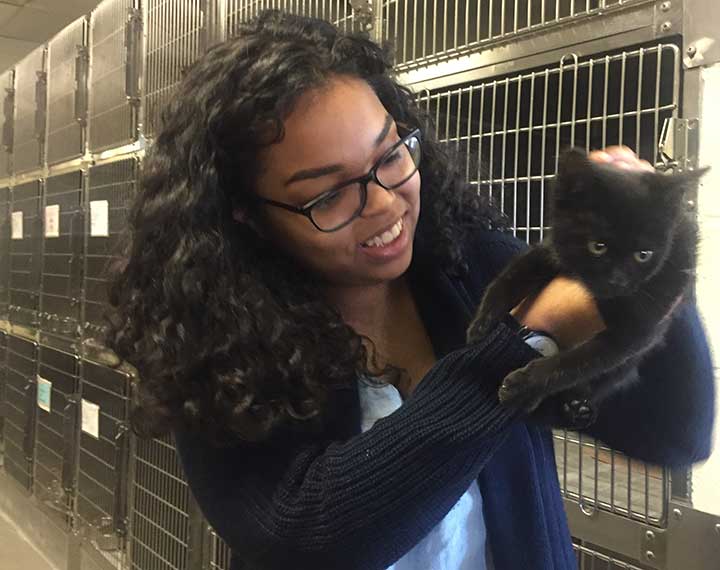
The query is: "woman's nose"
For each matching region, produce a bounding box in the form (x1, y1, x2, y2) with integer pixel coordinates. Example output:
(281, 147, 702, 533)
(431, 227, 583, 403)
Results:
(361, 181, 396, 217)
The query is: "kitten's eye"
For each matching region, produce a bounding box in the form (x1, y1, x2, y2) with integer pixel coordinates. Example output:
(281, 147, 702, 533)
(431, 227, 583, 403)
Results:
(634, 250, 654, 263)
(587, 241, 608, 256)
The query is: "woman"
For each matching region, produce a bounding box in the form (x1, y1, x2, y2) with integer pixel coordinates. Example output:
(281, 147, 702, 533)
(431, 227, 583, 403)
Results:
(104, 11, 715, 570)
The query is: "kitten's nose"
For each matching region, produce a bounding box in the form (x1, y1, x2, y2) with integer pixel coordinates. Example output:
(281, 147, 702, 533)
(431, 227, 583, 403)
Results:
(608, 269, 629, 288)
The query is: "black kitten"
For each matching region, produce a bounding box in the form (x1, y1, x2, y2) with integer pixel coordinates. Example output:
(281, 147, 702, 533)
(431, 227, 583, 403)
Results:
(466, 149, 707, 428)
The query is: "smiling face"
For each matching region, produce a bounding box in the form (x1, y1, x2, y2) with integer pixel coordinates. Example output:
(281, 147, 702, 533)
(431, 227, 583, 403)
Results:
(236, 75, 421, 288)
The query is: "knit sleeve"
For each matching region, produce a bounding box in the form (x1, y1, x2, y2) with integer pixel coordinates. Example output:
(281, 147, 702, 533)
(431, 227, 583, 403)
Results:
(174, 321, 539, 570)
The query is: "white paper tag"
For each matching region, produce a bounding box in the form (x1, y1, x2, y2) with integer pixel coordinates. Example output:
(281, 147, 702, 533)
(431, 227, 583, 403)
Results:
(90, 200, 109, 237)
(81, 399, 100, 439)
(37, 375, 52, 413)
(45, 204, 60, 238)
(11, 211, 23, 240)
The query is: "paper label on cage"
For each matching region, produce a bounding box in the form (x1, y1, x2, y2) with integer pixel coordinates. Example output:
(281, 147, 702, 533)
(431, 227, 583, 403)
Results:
(36, 376, 52, 413)
(81, 399, 100, 439)
(90, 200, 109, 237)
(11, 211, 23, 239)
(45, 204, 60, 238)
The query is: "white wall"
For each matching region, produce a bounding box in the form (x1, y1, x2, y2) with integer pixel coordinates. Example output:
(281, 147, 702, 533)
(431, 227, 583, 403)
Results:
(691, 62, 720, 517)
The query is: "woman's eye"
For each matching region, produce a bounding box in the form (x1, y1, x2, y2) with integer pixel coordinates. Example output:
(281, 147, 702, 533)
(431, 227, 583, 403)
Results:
(587, 240, 608, 256)
(634, 250, 654, 263)
(314, 191, 341, 211)
(383, 150, 402, 165)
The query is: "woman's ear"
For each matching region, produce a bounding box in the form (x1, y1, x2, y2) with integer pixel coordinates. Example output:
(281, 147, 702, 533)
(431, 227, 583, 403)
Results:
(233, 207, 267, 238)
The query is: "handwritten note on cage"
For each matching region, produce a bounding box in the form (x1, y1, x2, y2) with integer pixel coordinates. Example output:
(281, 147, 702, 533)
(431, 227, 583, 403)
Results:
(37, 375, 52, 413)
(45, 204, 60, 238)
(81, 399, 100, 439)
(90, 200, 109, 237)
(11, 211, 23, 239)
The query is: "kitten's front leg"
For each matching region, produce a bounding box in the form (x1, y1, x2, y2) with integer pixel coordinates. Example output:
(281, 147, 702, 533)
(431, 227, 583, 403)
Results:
(498, 331, 630, 412)
(466, 245, 559, 343)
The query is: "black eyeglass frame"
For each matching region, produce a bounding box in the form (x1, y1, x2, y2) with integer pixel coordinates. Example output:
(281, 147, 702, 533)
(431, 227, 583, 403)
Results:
(247, 127, 422, 232)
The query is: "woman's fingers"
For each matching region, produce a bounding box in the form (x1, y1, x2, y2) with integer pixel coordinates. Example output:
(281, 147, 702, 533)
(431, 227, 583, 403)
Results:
(588, 146, 654, 172)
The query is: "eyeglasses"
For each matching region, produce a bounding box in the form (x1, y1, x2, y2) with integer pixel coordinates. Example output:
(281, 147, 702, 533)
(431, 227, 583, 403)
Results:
(248, 128, 422, 232)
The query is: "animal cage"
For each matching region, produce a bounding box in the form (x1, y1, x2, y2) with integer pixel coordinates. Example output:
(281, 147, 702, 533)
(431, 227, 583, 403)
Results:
(0, 185, 9, 321)
(76, 358, 132, 569)
(46, 16, 89, 166)
(88, 0, 142, 153)
(0, 70, 12, 180)
(9, 179, 43, 331)
(2, 334, 38, 492)
(11, 45, 46, 176)
(32, 345, 79, 529)
(40, 170, 85, 352)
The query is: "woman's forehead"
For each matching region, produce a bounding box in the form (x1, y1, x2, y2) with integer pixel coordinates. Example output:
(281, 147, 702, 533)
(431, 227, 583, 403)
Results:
(263, 77, 392, 178)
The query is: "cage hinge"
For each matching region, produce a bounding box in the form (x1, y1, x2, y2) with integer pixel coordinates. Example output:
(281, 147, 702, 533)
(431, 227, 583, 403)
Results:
(659, 117, 700, 172)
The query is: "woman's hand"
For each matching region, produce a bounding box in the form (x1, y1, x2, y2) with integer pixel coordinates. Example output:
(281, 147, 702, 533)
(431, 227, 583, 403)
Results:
(511, 146, 653, 348)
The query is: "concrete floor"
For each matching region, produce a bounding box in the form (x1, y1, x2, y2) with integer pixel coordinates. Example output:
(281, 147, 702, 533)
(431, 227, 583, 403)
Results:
(0, 510, 58, 570)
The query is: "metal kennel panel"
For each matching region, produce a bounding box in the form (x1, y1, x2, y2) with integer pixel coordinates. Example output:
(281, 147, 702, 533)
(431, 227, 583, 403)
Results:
(76, 359, 132, 568)
(0, 186, 9, 321)
(417, 43, 680, 246)
(33, 345, 79, 528)
(0, 330, 7, 465)
(9, 180, 43, 330)
(226, 0, 362, 37)
(573, 543, 649, 570)
(2, 335, 38, 491)
(206, 530, 232, 570)
(0, 70, 13, 180)
(130, 434, 191, 570)
(417, 43, 680, 526)
(89, 0, 142, 153)
(382, 0, 647, 70)
(40, 171, 85, 349)
(144, 0, 210, 140)
(84, 158, 137, 349)
(12, 45, 47, 175)
(47, 16, 89, 166)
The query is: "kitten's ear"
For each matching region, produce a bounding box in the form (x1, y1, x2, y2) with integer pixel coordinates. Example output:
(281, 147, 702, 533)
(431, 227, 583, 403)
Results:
(556, 148, 591, 191)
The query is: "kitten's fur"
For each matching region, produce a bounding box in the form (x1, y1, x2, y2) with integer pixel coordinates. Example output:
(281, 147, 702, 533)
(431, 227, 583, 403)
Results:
(466, 149, 707, 428)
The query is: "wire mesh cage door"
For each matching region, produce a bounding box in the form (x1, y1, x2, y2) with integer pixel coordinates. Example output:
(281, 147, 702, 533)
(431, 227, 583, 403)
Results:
(2, 335, 38, 492)
(205, 528, 233, 570)
(9, 180, 43, 330)
(76, 359, 132, 569)
(416, 42, 680, 529)
(12, 45, 47, 176)
(0, 186, 9, 322)
(47, 15, 89, 166)
(33, 345, 80, 530)
(144, 0, 211, 140)
(0, 70, 13, 181)
(129, 434, 192, 570)
(40, 171, 85, 353)
(225, 0, 364, 38)
(84, 158, 137, 358)
(382, 0, 649, 70)
(0, 330, 7, 466)
(88, 0, 142, 153)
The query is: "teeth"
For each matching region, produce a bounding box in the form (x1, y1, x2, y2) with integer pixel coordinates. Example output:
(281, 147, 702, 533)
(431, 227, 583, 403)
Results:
(363, 218, 403, 248)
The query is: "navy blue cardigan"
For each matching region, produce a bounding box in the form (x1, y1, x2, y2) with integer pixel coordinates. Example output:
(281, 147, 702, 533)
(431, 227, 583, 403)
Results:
(174, 228, 715, 570)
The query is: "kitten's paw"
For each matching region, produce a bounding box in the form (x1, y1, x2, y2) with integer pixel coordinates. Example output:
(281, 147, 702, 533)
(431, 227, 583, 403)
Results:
(466, 311, 498, 343)
(498, 365, 547, 413)
(561, 398, 597, 429)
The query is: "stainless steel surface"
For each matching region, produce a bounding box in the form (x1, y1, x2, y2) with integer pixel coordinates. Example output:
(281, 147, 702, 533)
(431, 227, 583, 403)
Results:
(40, 171, 85, 353)
(130, 434, 191, 570)
(226, 0, 361, 36)
(384, 0, 651, 71)
(12, 46, 46, 175)
(88, 0, 140, 154)
(144, 0, 209, 140)
(417, 43, 680, 244)
(47, 16, 88, 166)
(9, 180, 43, 329)
(0, 70, 13, 181)
(0, 186, 9, 320)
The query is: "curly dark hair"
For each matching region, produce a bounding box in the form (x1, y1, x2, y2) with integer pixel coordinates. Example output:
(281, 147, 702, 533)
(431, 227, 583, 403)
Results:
(103, 10, 505, 447)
